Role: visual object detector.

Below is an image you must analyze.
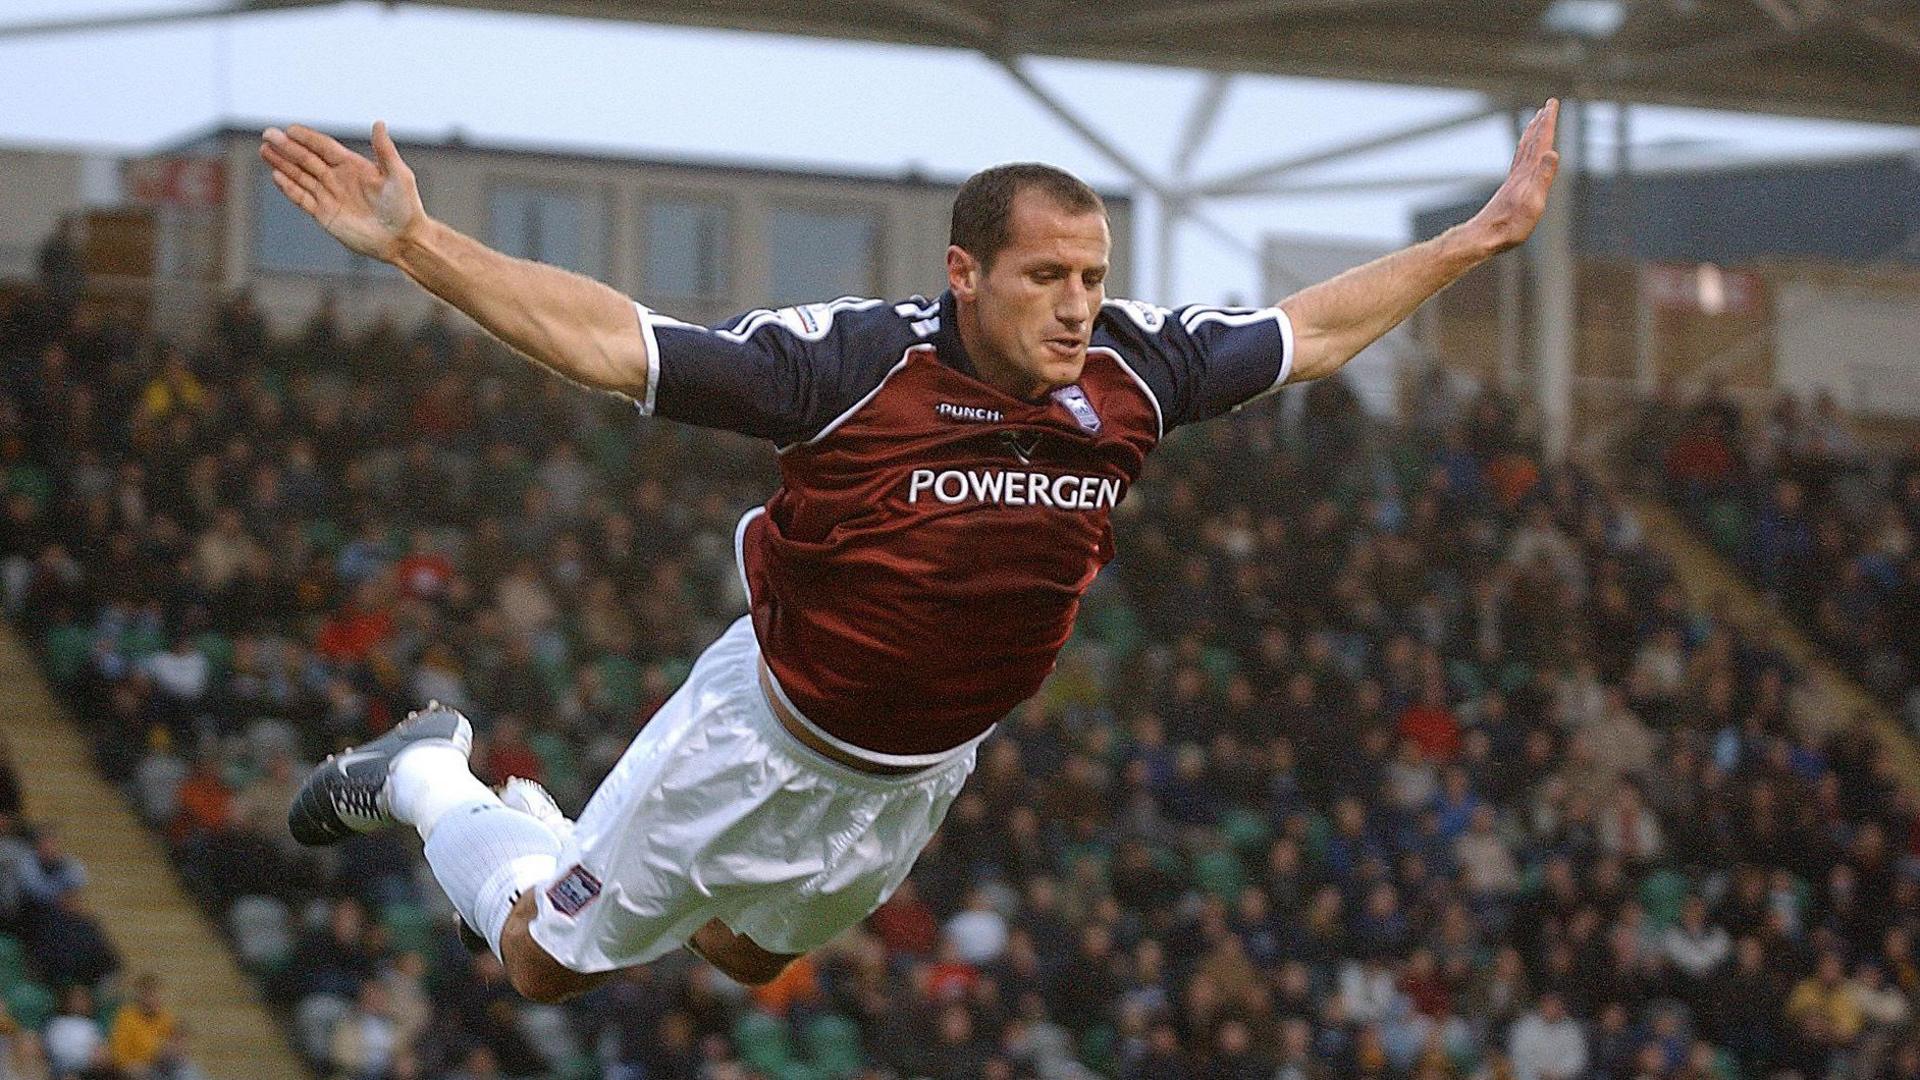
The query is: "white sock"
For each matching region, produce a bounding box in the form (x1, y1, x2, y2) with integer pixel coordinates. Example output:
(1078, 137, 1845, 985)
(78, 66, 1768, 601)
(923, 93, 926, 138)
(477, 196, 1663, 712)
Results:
(387, 742, 493, 841)
(421, 798, 561, 959)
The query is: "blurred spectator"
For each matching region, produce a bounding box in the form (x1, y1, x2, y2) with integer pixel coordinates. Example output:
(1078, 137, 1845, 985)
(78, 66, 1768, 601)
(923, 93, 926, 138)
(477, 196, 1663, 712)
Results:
(42, 987, 106, 1080)
(330, 981, 400, 1080)
(15, 828, 85, 908)
(108, 973, 176, 1076)
(1507, 992, 1586, 1080)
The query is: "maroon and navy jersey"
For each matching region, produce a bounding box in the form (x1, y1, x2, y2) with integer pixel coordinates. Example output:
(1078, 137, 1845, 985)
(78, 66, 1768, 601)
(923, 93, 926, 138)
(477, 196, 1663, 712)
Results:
(632, 291, 1293, 765)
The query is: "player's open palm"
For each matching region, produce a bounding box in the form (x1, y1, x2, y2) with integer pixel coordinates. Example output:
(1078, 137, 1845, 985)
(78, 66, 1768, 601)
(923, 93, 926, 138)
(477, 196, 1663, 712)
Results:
(1472, 99, 1561, 253)
(260, 122, 422, 263)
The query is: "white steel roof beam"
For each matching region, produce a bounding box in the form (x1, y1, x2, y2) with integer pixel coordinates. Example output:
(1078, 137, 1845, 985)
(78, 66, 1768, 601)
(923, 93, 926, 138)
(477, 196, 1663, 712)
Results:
(993, 54, 1178, 199)
(1192, 103, 1505, 197)
(1171, 73, 1234, 181)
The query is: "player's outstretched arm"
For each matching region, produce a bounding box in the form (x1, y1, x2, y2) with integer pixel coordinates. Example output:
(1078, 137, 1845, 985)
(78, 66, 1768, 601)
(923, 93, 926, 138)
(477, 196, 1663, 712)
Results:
(1278, 100, 1560, 384)
(259, 123, 647, 399)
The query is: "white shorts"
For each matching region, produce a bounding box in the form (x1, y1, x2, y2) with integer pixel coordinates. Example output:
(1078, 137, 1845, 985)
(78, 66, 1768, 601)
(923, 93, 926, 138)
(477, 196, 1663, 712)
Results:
(527, 615, 978, 972)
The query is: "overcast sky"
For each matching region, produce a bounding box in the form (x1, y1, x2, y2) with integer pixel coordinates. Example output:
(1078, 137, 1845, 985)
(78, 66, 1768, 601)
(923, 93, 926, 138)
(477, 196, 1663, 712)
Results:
(4, 0, 1917, 304)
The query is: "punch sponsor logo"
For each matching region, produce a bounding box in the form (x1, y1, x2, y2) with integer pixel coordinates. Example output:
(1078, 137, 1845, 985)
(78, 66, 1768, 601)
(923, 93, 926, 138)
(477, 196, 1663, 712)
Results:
(906, 468, 1123, 510)
(935, 402, 1004, 423)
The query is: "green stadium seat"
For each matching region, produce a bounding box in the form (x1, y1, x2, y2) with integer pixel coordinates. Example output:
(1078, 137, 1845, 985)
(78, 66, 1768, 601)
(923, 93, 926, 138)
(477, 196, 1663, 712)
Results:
(1193, 848, 1246, 901)
(1219, 807, 1271, 857)
(1302, 810, 1333, 866)
(657, 658, 692, 691)
(1706, 499, 1747, 555)
(1447, 658, 1489, 699)
(586, 426, 631, 474)
(734, 1010, 791, 1075)
(0, 936, 27, 987)
(304, 519, 346, 552)
(1147, 844, 1183, 875)
(381, 902, 437, 956)
(1079, 1024, 1117, 1075)
(1518, 861, 1546, 895)
(5, 464, 52, 511)
(528, 731, 581, 796)
(121, 624, 166, 663)
(42, 624, 91, 685)
(1639, 868, 1690, 931)
(1199, 645, 1239, 690)
(801, 1013, 864, 1078)
(4, 980, 53, 1031)
(195, 631, 235, 678)
(535, 650, 572, 698)
(1084, 603, 1143, 656)
(595, 655, 644, 712)
(1060, 844, 1114, 883)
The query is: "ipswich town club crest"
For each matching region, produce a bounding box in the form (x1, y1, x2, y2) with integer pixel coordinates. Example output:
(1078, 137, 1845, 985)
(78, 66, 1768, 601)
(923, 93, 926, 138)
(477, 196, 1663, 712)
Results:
(1051, 385, 1101, 433)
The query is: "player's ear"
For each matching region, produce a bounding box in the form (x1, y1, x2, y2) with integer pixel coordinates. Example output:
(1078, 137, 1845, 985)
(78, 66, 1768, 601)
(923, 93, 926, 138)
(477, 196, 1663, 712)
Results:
(947, 245, 979, 301)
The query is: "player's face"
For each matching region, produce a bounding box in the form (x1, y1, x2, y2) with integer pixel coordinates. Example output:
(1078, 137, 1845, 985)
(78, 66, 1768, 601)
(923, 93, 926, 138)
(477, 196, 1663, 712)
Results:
(950, 190, 1110, 400)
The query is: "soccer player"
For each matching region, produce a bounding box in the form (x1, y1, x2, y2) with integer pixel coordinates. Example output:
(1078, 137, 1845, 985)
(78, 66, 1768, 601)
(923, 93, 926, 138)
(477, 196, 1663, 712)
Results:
(265, 101, 1560, 1002)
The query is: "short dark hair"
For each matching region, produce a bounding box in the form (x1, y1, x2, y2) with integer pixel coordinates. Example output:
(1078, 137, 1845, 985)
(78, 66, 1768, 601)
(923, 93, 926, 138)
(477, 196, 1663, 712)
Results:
(950, 163, 1105, 268)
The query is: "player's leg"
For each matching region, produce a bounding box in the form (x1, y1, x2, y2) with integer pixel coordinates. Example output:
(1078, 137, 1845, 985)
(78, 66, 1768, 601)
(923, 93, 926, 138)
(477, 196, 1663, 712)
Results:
(492, 784, 797, 990)
(687, 918, 802, 986)
(288, 703, 565, 970)
(496, 891, 613, 1002)
(481, 895, 797, 999)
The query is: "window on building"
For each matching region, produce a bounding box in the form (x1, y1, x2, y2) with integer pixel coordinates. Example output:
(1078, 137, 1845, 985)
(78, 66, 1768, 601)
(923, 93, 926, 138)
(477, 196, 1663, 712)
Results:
(643, 197, 731, 307)
(253, 163, 397, 277)
(489, 182, 606, 277)
(767, 205, 880, 306)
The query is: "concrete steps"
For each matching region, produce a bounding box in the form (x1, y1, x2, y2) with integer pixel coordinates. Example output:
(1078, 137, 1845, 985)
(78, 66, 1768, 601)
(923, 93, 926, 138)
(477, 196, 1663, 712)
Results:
(1629, 493, 1920, 785)
(0, 626, 308, 1080)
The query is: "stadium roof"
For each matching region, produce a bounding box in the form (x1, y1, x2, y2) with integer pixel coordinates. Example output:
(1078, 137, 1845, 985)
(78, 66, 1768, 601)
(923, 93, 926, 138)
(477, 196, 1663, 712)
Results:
(378, 0, 1919, 127)
(10, 1, 1915, 127)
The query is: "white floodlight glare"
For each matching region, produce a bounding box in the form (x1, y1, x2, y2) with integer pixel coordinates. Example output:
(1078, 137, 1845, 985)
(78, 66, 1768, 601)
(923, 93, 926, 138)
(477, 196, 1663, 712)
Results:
(1541, 0, 1628, 39)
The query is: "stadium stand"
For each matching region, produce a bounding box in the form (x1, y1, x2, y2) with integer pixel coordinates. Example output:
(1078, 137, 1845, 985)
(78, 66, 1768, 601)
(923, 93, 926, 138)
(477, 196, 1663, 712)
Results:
(1631, 386, 1920, 719)
(0, 622, 301, 1076)
(6, 276, 1920, 1080)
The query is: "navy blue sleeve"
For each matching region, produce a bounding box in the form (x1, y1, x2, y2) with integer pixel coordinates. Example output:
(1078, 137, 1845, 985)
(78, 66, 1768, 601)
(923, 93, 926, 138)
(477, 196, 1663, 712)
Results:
(636, 297, 926, 446)
(1094, 298, 1295, 433)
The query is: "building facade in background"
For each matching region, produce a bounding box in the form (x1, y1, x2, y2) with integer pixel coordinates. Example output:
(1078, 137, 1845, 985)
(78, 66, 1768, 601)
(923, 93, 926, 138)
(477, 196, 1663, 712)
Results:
(1413, 153, 1920, 418)
(1, 128, 1133, 340)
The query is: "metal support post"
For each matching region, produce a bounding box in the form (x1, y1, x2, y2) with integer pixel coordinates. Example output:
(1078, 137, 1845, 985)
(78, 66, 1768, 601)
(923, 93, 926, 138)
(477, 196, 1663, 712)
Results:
(1616, 102, 1655, 396)
(1496, 108, 1526, 394)
(1532, 98, 1580, 459)
(1156, 196, 1187, 305)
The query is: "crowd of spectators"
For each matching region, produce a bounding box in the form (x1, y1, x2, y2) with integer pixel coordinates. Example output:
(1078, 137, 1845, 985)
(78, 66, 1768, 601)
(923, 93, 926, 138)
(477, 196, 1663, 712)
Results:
(0, 679, 190, 1078)
(1631, 386, 1919, 716)
(5, 278, 1920, 1080)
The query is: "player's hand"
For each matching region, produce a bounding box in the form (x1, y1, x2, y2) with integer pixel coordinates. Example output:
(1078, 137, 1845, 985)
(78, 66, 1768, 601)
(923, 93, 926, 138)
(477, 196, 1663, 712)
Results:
(1468, 99, 1561, 254)
(259, 122, 424, 264)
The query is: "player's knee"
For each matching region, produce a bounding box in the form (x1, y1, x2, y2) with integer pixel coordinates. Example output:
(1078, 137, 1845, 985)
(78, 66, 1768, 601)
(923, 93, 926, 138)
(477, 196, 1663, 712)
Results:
(691, 923, 800, 986)
(506, 956, 594, 1003)
(500, 894, 604, 1003)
